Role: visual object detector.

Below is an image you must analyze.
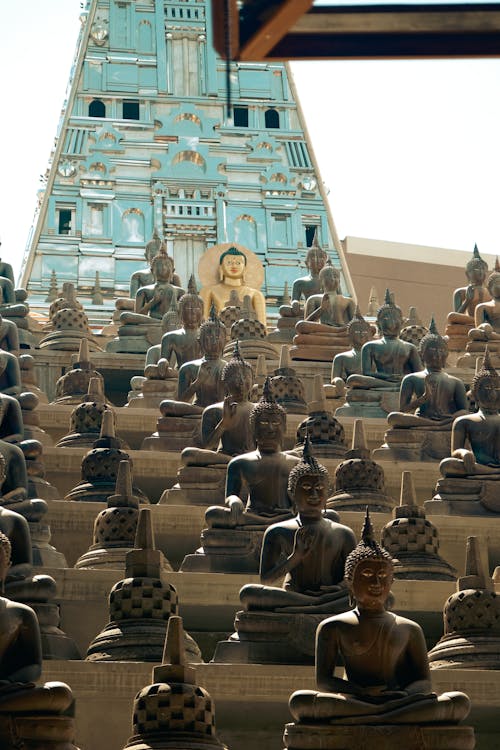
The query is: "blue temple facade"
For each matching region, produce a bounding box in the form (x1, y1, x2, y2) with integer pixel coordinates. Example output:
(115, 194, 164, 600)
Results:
(21, 0, 353, 305)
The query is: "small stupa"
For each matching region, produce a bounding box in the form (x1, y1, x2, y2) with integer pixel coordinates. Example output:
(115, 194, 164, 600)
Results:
(122, 616, 227, 750)
(428, 536, 500, 669)
(75, 460, 141, 570)
(56, 377, 119, 449)
(294, 374, 346, 458)
(39, 283, 102, 352)
(381, 471, 456, 581)
(269, 345, 308, 414)
(328, 419, 394, 513)
(223, 295, 278, 361)
(52, 338, 105, 405)
(64, 411, 147, 504)
(86, 509, 200, 663)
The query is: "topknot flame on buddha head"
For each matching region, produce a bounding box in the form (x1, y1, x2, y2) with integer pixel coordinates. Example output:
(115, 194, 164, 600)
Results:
(465, 244, 488, 280)
(347, 306, 372, 337)
(344, 507, 393, 582)
(287, 434, 330, 499)
(305, 230, 328, 268)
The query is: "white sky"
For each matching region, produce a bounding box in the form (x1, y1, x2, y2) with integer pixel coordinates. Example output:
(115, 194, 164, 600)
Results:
(1, 1, 499, 282)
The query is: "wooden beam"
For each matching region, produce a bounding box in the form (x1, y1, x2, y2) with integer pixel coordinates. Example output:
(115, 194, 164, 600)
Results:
(238, 0, 314, 60)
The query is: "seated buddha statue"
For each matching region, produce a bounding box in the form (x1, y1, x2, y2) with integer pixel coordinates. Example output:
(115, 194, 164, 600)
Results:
(463, 265, 500, 367)
(0, 351, 22, 398)
(288, 509, 470, 727)
(205, 382, 299, 529)
(440, 348, 500, 481)
(378, 320, 468, 460)
(211, 439, 354, 660)
(107, 242, 185, 353)
(445, 244, 490, 351)
(337, 291, 422, 418)
(0, 314, 19, 354)
(291, 265, 355, 361)
(0, 531, 75, 729)
(0, 259, 28, 323)
(327, 308, 373, 399)
(161, 309, 227, 418)
(159, 275, 204, 368)
(129, 228, 182, 298)
(270, 236, 329, 342)
(239, 438, 355, 612)
(199, 245, 267, 326)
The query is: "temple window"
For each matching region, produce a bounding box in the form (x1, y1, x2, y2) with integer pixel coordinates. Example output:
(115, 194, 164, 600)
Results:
(305, 225, 318, 247)
(122, 100, 140, 120)
(56, 205, 76, 235)
(233, 107, 249, 128)
(89, 99, 106, 118)
(265, 108, 280, 129)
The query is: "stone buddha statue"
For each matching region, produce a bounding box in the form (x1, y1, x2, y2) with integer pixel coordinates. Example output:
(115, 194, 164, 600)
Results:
(291, 265, 356, 362)
(181, 343, 255, 466)
(270, 235, 329, 343)
(327, 308, 373, 399)
(159, 275, 204, 368)
(462, 263, 500, 366)
(0, 313, 19, 354)
(213, 441, 355, 662)
(107, 242, 185, 353)
(445, 244, 490, 352)
(181, 390, 298, 573)
(129, 228, 182, 298)
(0, 531, 78, 750)
(199, 244, 267, 326)
(337, 290, 422, 418)
(286, 509, 471, 735)
(0, 351, 22, 398)
(204, 382, 299, 529)
(426, 348, 500, 514)
(163, 344, 255, 505)
(375, 319, 468, 461)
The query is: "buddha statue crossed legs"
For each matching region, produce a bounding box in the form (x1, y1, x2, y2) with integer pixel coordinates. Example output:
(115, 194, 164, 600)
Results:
(288, 510, 470, 726)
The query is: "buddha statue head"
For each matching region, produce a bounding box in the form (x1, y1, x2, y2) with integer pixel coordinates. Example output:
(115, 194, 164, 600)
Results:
(305, 233, 328, 276)
(319, 264, 340, 293)
(178, 275, 203, 330)
(345, 508, 393, 608)
(465, 244, 488, 285)
(199, 306, 226, 358)
(219, 246, 247, 283)
(419, 317, 448, 370)
(150, 242, 174, 283)
(376, 289, 403, 338)
(487, 270, 500, 299)
(221, 341, 253, 400)
(145, 227, 162, 264)
(471, 348, 500, 412)
(249, 378, 287, 453)
(348, 307, 372, 349)
(287, 436, 330, 516)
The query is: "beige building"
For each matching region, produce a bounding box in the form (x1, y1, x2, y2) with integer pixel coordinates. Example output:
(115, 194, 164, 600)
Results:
(343, 236, 497, 331)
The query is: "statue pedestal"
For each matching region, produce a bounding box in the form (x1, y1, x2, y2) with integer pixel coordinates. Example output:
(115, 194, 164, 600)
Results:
(283, 722, 475, 750)
(425, 477, 500, 515)
(106, 324, 161, 354)
(161, 465, 226, 505)
(181, 526, 266, 574)
(0, 714, 79, 750)
(142, 414, 202, 452)
(126, 378, 177, 409)
(373, 428, 452, 462)
(336, 388, 400, 419)
(457, 342, 500, 369)
(214, 610, 324, 665)
(224, 338, 279, 361)
(290, 342, 347, 363)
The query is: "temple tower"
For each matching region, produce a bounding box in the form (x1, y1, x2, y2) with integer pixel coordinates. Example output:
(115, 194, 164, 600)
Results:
(20, 0, 352, 308)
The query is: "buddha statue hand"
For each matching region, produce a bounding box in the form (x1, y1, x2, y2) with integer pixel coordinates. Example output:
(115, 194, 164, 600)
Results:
(193, 361, 214, 388)
(293, 525, 317, 559)
(453, 448, 476, 473)
(228, 495, 245, 525)
(220, 394, 240, 429)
